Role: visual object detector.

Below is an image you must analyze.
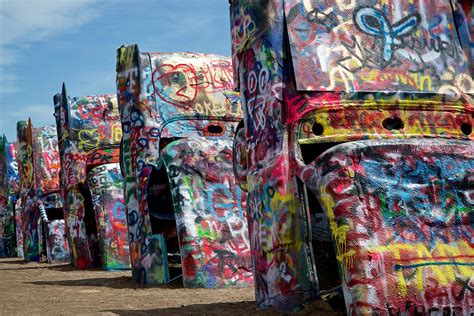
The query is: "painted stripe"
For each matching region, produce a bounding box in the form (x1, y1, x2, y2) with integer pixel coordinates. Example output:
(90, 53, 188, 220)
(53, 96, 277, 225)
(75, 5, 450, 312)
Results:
(394, 262, 474, 270)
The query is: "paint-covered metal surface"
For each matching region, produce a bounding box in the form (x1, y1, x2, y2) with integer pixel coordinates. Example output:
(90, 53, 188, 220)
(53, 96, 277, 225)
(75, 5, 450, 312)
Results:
(17, 120, 41, 262)
(454, 1, 473, 77)
(44, 219, 70, 264)
(0, 137, 18, 257)
(32, 126, 61, 200)
(2, 140, 22, 258)
(0, 136, 9, 257)
(6, 142, 20, 257)
(54, 85, 126, 270)
(283, 0, 472, 93)
(298, 139, 473, 314)
(230, 0, 473, 313)
(15, 200, 23, 258)
(15, 122, 69, 264)
(159, 136, 252, 287)
(6, 143, 20, 202)
(32, 125, 70, 264)
(87, 163, 129, 270)
(116, 45, 252, 287)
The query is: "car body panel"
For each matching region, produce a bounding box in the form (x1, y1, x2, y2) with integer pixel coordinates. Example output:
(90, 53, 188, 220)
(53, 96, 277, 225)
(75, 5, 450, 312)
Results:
(16, 120, 41, 262)
(158, 137, 252, 287)
(116, 46, 252, 287)
(0, 137, 19, 257)
(230, 0, 473, 313)
(87, 163, 129, 270)
(54, 86, 129, 270)
(32, 125, 70, 264)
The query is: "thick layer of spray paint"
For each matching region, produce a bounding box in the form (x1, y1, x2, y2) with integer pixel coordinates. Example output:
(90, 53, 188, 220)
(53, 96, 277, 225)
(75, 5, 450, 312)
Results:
(16, 120, 41, 262)
(32, 125, 70, 264)
(116, 46, 252, 287)
(54, 86, 129, 270)
(230, 0, 472, 313)
(87, 163, 129, 270)
(0, 137, 19, 257)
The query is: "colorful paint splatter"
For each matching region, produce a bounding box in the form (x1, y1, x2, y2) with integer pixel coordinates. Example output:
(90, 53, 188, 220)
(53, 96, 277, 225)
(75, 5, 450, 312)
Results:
(32, 125, 70, 264)
(16, 120, 41, 262)
(87, 163, 129, 270)
(54, 84, 129, 270)
(0, 137, 20, 257)
(116, 45, 252, 287)
(230, 0, 472, 313)
(15, 120, 70, 264)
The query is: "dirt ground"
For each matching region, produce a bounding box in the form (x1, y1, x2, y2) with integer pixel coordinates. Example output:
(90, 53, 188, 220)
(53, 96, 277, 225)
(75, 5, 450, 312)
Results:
(0, 258, 341, 315)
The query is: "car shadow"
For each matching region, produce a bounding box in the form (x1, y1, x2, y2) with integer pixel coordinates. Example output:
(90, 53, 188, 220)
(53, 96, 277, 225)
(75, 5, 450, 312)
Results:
(0, 262, 72, 271)
(104, 300, 343, 315)
(0, 259, 27, 264)
(27, 276, 183, 290)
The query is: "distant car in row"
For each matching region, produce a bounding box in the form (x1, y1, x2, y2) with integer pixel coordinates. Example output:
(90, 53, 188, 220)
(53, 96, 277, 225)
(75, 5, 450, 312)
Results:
(15, 120, 69, 263)
(0, 136, 20, 258)
(53, 87, 129, 270)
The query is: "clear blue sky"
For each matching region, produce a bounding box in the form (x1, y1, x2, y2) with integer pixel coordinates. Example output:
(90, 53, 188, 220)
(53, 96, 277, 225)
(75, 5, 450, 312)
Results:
(0, 0, 232, 141)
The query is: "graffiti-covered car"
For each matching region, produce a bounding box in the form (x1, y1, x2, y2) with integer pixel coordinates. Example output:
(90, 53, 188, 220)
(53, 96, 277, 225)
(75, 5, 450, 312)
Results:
(17, 120, 41, 262)
(0, 136, 20, 257)
(32, 125, 70, 264)
(16, 120, 70, 263)
(230, 0, 473, 314)
(6, 142, 21, 258)
(0, 135, 9, 257)
(116, 45, 252, 287)
(54, 85, 129, 270)
(5, 140, 21, 258)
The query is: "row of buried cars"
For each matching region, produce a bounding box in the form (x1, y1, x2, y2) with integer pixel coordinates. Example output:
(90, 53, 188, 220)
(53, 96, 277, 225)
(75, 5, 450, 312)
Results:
(2, 51, 254, 280)
(1, 0, 473, 314)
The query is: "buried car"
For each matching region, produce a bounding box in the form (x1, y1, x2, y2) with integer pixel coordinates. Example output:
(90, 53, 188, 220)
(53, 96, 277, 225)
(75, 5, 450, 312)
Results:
(54, 85, 129, 270)
(0, 136, 20, 258)
(32, 125, 70, 264)
(16, 120, 70, 263)
(17, 120, 41, 262)
(4, 139, 22, 258)
(230, 0, 473, 314)
(116, 45, 252, 287)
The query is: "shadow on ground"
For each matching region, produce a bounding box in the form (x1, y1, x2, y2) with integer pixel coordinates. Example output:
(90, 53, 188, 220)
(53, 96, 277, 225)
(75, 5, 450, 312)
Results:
(27, 276, 183, 290)
(0, 258, 122, 273)
(0, 263, 72, 271)
(105, 301, 343, 315)
(105, 302, 259, 316)
(28, 276, 136, 289)
(0, 259, 26, 265)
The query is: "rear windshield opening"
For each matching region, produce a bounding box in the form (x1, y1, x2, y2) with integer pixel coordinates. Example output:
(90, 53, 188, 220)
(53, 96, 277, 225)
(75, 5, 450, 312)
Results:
(79, 183, 102, 268)
(147, 167, 181, 280)
(300, 142, 342, 165)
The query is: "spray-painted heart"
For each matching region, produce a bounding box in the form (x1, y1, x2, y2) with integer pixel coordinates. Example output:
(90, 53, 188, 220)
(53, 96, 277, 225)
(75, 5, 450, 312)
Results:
(152, 63, 198, 108)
